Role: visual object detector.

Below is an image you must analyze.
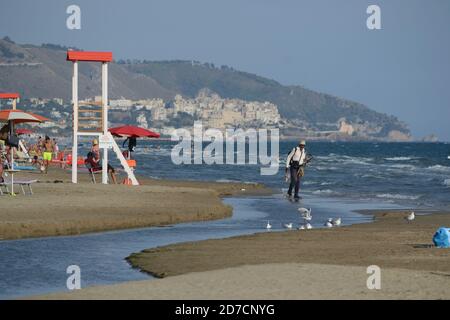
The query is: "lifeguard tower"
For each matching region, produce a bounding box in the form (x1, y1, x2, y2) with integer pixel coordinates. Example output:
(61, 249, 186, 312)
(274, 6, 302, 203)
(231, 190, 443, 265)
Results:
(0, 93, 19, 110)
(67, 51, 138, 185)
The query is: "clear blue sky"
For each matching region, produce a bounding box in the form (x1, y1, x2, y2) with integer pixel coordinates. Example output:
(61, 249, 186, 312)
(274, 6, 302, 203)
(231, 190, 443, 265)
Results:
(1, 0, 449, 140)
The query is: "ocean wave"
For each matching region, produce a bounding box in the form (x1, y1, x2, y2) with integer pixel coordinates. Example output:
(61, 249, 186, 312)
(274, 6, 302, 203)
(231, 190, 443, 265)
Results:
(303, 181, 332, 186)
(317, 154, 374, 166)
(360, 174, 383, 179)
(311, 189, 339, 195)
(376, 193, 421, 200)
(427, 165, 450, 173)
(302, 181, 317, 185)
(338, 158, 373, 166)
(387, 164, 416, 170)
(443, 179, 450, 187)
(314, 166, 338, 171)
(385, 157, 415, 161)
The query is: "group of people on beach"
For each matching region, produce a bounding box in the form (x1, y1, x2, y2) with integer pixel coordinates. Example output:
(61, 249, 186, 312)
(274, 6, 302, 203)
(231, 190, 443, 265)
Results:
(0, 123, 60, 175)
(27, 136, 60, 173)
(2, 123, 312, 192)
(1, 124, 137, 185)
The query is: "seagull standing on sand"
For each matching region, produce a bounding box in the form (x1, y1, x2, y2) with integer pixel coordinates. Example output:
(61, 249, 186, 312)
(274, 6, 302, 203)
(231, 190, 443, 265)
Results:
(305, 223, 313, 230)
(332, 217, 342, 226)
(298, 225, 305, 230)
(325, 218, 333, 228)
(405, 212, 415, 222)
(283, 223, 293, 229)
(266, 221, 272, 230)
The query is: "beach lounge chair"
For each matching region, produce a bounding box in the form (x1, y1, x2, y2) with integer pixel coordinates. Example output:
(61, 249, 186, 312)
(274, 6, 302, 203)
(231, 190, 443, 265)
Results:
(14, 150, 30, 163)
(86, 164, 100, 184)
(84, 153, 99, 184)
(14, 179, 37, 195)
(0, 181, 8, 195)
(0, 179, 37, 195)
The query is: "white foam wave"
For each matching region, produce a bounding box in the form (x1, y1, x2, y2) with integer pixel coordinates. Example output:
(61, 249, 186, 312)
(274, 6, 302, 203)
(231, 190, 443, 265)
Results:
(360, 174, 382, 179)
(376, 193, 421, 200)
(427, 165, 450, 173)
(443, 179, 450, 187)
(314, 166, 338, 171)
(385, 157, 414, 161)
(311, 189, 338, 195)
(387, 164, 416, 170)
(317, 154, 374, 166)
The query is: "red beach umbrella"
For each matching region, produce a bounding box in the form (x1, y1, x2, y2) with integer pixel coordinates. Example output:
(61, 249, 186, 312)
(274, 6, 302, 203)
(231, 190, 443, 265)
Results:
(16, 128, 34, 135)
(109, 125, 160, 138)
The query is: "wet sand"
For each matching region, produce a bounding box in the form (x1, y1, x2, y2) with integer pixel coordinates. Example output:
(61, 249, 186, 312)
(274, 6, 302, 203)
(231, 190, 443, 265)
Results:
(128, 211, 450, 277)
(31, 211, 450, 300)
(0, 168, 270, 240)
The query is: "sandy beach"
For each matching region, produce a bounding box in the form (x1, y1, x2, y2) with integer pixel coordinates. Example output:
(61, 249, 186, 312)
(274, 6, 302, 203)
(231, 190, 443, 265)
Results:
(0, 168, 270, 240)
(31, 263, 450, 300)
(31, 210, 450, 300)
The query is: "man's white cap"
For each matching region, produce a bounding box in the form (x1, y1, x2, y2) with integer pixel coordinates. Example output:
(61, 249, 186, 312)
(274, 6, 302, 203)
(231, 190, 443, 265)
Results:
(299, 140, 306, 146)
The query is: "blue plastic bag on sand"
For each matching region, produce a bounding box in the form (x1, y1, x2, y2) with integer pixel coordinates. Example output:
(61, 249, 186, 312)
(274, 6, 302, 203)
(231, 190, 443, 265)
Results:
(432, 227, 450, 248)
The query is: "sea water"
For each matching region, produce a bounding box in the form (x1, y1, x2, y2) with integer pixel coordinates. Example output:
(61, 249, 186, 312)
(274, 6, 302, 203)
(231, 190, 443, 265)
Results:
(132, 141, 450, 210)
(0, 141, 449, 298)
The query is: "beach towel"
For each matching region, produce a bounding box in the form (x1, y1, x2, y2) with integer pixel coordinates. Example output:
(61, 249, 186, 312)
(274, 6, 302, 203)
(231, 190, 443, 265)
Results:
(432, 227, 450, 248)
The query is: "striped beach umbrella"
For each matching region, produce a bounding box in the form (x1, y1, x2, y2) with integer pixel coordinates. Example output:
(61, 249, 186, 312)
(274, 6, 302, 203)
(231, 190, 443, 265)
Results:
(0, 109, 49, 124)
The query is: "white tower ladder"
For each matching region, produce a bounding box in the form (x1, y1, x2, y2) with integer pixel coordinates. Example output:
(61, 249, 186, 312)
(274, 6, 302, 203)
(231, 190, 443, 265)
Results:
(108, 132, 139, 186)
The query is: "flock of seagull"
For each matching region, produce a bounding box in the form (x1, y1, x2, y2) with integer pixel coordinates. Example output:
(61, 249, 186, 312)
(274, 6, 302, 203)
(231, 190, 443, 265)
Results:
(266, 208, 416, 230)
(266, 207, 341, 231)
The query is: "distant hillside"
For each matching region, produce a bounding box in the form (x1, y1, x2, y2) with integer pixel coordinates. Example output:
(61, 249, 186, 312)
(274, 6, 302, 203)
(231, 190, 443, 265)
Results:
(125, 61, 408, 136)
(0, 38, 174, 101)
(0, 37, 410, 139)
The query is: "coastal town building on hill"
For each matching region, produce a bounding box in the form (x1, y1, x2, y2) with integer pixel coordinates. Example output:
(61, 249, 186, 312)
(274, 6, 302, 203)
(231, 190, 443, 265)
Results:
(1, 89, 414, 141)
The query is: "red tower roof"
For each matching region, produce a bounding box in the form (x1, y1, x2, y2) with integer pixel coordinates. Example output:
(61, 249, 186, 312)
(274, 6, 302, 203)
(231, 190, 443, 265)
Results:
(67, 51, 113, 62)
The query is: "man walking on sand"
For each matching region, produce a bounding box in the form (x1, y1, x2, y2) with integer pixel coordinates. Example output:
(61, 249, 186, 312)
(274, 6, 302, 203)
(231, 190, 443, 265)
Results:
(285, 140, 310, 199)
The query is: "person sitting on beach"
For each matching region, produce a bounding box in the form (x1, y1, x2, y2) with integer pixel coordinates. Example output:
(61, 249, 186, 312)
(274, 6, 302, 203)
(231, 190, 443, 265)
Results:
(86, 139, 117, 184)
(29, 144, 41, 167)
